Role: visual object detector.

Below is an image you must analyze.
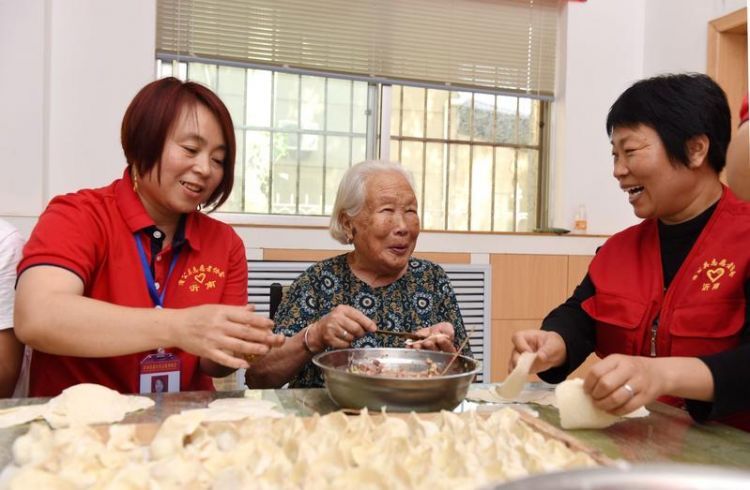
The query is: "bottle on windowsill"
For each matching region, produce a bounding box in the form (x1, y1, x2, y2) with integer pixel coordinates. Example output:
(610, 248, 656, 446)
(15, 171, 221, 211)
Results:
(573, 204, 587, 234)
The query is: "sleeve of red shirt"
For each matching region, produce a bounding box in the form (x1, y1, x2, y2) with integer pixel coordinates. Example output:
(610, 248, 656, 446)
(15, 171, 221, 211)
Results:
(740, 94, 748, 125)
(18, 193, 104, 286)
(221, 229, 248, 307)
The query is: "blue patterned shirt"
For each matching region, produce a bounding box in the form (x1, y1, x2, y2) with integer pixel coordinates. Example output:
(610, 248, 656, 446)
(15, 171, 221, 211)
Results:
(274, 254, 472, 388)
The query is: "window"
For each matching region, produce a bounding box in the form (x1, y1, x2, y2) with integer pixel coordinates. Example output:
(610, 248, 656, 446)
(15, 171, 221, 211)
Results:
(158, 60, 370, 216)
(387, 86, 545, 232)
(158, 59, 547, 231)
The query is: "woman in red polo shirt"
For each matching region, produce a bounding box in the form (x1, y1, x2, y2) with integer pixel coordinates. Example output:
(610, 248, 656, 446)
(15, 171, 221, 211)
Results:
(14, 77, 284, 396)
(510, 74, 750, 431)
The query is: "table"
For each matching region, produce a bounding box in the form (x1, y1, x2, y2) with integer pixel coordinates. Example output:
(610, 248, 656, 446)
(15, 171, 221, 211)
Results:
(1, 385, 749, 470)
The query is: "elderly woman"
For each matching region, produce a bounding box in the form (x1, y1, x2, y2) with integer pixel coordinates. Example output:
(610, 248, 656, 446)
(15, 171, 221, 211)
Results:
(510, 73, 750, 431)
(246, 160, 472, 388)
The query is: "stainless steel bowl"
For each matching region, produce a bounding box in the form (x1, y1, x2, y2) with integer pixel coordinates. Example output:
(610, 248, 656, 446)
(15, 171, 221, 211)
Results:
(312, 348, 479, 412)
(487, 464, 750, 490)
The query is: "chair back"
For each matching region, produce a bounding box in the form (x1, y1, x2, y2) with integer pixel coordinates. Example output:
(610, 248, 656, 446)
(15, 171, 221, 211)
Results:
(269, 282, 283, 320)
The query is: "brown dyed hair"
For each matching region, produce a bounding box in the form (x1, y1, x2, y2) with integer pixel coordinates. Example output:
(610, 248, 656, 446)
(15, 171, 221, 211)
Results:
(121, 77, 236, 210)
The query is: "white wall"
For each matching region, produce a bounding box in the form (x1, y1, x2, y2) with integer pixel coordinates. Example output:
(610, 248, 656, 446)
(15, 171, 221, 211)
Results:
(550, 0, 646, 236)
(1, 0, 745, 255)
(47, 0, 156, 199)
(0, 0, 155, 237)
(643, 0, 746, 77)
(551, 0, 746, 236)
(0, 0, 46, 217)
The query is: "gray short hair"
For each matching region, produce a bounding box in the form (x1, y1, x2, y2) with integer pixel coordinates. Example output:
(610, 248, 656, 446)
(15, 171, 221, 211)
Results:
(329, 160, 416, 244)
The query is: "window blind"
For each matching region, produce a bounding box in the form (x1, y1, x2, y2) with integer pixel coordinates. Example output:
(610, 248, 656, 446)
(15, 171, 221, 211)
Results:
(156, 0, 558, 96)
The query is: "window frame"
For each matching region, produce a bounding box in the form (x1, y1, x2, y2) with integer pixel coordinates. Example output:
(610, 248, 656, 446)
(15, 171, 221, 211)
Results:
(381, 85, 549, 232)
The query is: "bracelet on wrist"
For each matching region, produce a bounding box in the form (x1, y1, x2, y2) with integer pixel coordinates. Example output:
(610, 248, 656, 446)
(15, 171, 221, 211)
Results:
(303, 325, 319, 354)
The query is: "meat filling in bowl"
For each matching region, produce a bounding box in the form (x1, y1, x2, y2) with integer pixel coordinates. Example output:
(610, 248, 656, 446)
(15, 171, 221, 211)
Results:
(346, 358, 442, 378)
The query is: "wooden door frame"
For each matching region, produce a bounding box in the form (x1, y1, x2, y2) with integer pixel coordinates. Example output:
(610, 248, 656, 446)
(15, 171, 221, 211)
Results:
(707, 7, 748, 131)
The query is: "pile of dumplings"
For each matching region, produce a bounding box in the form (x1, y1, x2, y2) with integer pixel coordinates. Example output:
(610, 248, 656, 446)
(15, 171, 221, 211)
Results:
(0, 408, 596, 489)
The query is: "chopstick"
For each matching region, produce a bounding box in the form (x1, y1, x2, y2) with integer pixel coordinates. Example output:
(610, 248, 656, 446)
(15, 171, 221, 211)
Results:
(375, 326, 472, 375)
(439, 335, 471, 376)
(440, 308, 478, 376)
(374, 329, 426, 341)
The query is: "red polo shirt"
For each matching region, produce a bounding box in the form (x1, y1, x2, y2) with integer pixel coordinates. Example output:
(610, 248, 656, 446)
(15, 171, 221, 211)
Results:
(19, 168, 248, 396)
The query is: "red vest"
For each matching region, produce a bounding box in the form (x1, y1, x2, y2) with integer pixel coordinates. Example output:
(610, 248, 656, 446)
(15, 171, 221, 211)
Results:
(582, 187, 750, 430)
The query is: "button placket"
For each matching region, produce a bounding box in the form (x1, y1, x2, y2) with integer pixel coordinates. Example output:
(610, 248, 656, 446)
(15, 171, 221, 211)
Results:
(154, 251, 166, 290)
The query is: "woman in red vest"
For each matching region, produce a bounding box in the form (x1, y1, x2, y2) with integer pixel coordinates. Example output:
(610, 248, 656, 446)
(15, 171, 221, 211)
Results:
(511, 73, 750, 431)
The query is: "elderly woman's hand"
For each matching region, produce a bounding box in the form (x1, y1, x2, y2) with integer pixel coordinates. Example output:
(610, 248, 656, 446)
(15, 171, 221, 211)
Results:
(408, 322, 456, 353)
(307, 304, 377, 351)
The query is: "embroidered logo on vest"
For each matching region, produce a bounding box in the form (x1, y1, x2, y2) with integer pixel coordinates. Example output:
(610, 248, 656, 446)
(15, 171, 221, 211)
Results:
(178, 264, 225, 293)
(692, 258, 735, 292)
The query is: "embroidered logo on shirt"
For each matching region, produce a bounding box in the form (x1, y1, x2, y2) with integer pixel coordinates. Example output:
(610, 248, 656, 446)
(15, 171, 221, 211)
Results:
(692, 258, 735, 292)
(178, 264, 225, 292)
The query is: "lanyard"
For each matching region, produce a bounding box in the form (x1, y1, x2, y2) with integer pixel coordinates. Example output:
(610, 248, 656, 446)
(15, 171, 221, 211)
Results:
(134, 233, 181, 308)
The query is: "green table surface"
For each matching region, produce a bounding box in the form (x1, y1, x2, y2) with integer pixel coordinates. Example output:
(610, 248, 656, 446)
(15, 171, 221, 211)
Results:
(1, 384, 749, 470)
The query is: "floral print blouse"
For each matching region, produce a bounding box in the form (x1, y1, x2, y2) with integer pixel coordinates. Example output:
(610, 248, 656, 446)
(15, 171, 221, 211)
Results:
(274, 253, 472, 388)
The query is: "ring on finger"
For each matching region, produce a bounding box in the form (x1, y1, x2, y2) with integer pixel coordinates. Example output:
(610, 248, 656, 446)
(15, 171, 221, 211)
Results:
(623, 383, 635, 398)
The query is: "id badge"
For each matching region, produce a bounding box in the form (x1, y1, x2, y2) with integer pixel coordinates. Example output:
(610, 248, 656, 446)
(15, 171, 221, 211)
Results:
(139, 351, 181, 394)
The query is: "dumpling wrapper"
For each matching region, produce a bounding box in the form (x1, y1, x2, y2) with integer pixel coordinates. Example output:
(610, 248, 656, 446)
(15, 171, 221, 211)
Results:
(495, 352, 536, 400)
(555, 378, 649, 429)
(467, 386, 556, 406)
(0, 404, 47, 429)
(43, 383, 154, 428)
(182, 398, 284, 422)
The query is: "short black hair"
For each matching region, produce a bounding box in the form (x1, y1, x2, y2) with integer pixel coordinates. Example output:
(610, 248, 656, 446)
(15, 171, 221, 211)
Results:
(606, 73, 731, 174)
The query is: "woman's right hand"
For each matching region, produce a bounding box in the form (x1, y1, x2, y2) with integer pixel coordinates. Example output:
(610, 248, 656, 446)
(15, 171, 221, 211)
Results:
(509, 329, 567, 374)
(306, 305, 377, 351)
(174, 304, 286, 369)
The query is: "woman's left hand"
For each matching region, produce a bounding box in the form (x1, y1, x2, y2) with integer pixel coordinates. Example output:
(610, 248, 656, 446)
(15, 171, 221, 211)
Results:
(408, 322, 456, 353)
(583, 354, 665, 416)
